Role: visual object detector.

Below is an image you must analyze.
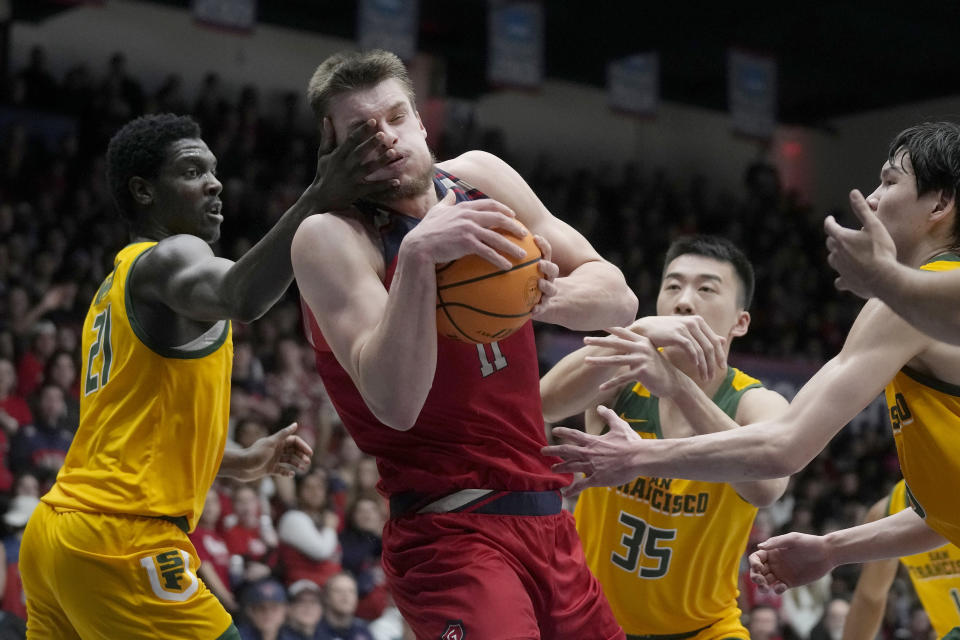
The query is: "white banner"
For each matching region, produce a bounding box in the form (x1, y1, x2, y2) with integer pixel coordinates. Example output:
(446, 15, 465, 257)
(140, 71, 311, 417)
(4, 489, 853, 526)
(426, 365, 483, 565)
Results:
(607, 52, 659, 116)
(487, 1, 543, 89)
(358, 0, 419, 61)
(192, 0, 256, 33)
(728, 50, 777, 138)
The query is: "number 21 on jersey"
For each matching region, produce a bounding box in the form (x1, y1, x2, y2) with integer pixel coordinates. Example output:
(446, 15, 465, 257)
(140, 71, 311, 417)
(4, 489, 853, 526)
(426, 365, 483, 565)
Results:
(84, 304, 114, 395)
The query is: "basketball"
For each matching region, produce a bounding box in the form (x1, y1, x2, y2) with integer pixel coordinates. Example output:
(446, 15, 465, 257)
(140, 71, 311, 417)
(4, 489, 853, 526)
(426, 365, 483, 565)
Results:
(435, 224, 543, 344)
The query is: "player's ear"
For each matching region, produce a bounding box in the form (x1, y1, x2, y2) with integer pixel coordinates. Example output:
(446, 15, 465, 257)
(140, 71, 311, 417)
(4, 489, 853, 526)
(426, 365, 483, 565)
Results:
(129, 177, 153, 206)
(730, 310, 750, 338)
(932, 188, 956, 221)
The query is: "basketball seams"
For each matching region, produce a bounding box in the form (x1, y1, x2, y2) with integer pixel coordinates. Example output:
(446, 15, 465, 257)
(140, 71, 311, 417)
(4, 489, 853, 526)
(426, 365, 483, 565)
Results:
(435, 303, 533, 320)
(437, 256, 542, 291)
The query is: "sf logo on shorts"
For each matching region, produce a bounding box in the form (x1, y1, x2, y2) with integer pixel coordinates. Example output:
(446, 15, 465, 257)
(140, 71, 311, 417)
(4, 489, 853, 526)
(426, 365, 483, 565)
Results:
(139, 549, 199, 602)
(440, 621, 466, 640)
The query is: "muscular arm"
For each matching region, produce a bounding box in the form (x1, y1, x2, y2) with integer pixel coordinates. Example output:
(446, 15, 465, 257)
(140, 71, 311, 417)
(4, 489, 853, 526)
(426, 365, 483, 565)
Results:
(546, 299, 931, 490)
(134, 122, 398, 323)
(851, 265, 960, 345)
(540, 343, 620, 423)
(448, 151, 638, 330)
(842, 498, 899, 640)
(750, 508, 946, 594)
(668, 378, 790, 506)
(293, 196, 527, 430)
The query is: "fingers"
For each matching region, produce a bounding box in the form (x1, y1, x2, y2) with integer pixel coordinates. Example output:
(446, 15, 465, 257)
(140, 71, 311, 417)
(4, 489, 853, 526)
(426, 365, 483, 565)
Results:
(550, 460, 595, 474)
(547, 426, 592, 445)
(275, 423, 298, 438)
(596, 404, 630, 433)
(561, 476, 593, 497)
(319, 117, 336, 155)
(533, 234, 552, 263)
(848, 189, 882, 230)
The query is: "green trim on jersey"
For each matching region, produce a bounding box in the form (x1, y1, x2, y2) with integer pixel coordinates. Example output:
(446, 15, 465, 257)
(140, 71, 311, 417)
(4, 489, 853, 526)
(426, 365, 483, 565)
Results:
(612, 367, 762, 436)
(902, 366, 960, 399)
(924, 252, 960, 265)
(124, 246, 231, 360)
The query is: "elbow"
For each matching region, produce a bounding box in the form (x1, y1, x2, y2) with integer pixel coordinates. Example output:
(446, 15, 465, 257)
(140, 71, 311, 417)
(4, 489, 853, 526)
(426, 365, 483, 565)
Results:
(368, 399, 420, 432)
(618, 289, 640, 326)
(233, 300, 270, 324)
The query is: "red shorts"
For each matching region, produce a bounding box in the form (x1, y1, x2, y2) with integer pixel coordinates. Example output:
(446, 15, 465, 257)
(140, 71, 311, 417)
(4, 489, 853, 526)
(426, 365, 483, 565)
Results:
(383, 491, 624, 640)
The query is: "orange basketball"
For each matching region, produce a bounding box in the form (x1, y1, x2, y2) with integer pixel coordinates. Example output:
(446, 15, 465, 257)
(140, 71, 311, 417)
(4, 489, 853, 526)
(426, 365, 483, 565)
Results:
(435, 224, 543, 344)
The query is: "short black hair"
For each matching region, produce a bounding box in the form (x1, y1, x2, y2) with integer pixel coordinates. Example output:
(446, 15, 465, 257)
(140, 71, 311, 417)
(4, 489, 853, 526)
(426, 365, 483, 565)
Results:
(888, 121, 960, 245)
(105, 113, 201, 222)
(663, 235, 755, 310)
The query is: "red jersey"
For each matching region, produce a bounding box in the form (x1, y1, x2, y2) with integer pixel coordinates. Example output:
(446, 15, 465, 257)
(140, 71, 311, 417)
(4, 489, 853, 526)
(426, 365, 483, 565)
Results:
(302, 169, 566, 498)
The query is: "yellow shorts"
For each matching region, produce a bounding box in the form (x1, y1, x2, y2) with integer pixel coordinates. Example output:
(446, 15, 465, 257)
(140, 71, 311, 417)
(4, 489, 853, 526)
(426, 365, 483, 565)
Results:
(21, 501, 237, 639)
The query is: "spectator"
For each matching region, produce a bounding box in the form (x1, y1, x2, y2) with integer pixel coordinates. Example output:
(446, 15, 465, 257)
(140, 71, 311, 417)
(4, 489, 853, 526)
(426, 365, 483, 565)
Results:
(224, 483, 279, 586)
(0, 495, 39, 620)
(282, 579, 325, 640)
(40, 349, 79, 429)
(749, 605, 784, 640)
(809, 598, 849, 640)
(189, 487, 237, 613)
(316, 573, 374, 640)
(339, 496, 387, 621)
(9, 384, 73, 478)
(277, 469, 341, 588)
(15, 321, 57, 397)
(0, 359, 30, 433)
(237, 578, 289, 640)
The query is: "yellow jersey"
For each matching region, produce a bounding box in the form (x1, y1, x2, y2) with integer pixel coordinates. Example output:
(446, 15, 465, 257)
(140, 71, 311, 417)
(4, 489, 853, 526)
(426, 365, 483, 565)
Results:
(887, 479, 960, 637)
(575, 367, 762, 639)
(886, 253, 960, 547)
(43, 242, 232, 532)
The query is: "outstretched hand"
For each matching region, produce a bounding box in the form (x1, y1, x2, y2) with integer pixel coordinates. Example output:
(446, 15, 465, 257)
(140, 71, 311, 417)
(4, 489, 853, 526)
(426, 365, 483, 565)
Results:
(542, 405, 646, 496)
(309, 118, 402, 211)
(749, 531, 836, 594)
(242, 423, 313, 480)
(824, 189, 897, 299)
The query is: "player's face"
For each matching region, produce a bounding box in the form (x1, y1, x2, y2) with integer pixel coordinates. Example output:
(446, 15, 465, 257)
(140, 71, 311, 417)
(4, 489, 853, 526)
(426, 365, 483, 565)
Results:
(328, 78, 434, 201)
(149, 139, 223, 243)
(865, 152, 942, 258)
(656, 254, 749, 353)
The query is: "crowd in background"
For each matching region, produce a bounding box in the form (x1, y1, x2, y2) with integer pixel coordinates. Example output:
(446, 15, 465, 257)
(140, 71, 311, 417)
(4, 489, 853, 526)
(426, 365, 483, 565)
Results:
(0, 46, 929, 640)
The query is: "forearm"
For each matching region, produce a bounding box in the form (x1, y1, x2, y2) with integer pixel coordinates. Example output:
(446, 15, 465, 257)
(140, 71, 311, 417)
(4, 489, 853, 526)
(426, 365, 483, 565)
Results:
(842, 560, 898, 640)
(635, 419, 792, 481)
(354, 244, 438, 429)
(546, 261, 637, 330)
(217, 440, 249, 480)
(669, 377, 788, 504)
(540, 345, 619, 422)
(825, 508, 946, 565)
(220, 190, 322, 322)
(278, 512, 338, 559)
(871, 264, 960, 345)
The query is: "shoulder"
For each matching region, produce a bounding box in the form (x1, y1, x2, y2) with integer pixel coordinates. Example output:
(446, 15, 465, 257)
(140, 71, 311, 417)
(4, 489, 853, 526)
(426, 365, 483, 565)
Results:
(138, 235, 215, 274)
(439, 151, 528, 204)
(736, 386, 789, 425)
(439, 149, 509, 176)
(293, 211, 376, 254)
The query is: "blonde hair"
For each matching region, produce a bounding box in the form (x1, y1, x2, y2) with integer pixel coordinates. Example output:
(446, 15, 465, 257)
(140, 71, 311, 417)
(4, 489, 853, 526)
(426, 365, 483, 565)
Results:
(307, 49, 416, 121)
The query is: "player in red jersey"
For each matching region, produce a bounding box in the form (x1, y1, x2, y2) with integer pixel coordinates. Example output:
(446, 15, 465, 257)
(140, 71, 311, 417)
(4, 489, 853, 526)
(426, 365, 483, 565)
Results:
(292, 50, 653, 639)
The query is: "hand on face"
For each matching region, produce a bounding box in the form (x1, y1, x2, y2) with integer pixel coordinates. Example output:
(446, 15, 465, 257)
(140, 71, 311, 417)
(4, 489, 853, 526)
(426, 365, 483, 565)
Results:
(403, 190, 529, 271)
(824, 189, 898, 299)
(308, 118, 402, 211)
